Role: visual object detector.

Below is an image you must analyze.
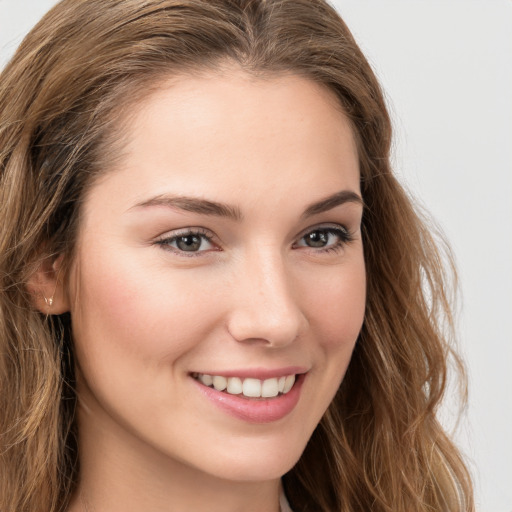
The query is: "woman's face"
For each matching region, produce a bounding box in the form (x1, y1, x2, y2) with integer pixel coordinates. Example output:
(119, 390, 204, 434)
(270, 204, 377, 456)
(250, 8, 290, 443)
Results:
(66, 69, 366, 483)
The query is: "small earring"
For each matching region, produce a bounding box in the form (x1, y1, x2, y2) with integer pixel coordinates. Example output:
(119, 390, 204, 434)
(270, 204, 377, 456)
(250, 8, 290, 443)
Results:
(44, 296, 54, 307)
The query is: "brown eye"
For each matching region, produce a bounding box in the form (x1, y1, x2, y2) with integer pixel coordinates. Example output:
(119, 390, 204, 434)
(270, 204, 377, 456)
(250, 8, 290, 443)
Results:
(304, 230, 330, 248)
(156, 230, 215, 253)
(295, 226, 352, 252)
(176, 234, 203, 252)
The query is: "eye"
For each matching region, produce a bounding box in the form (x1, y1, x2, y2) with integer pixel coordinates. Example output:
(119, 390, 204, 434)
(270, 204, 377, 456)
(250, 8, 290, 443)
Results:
(295, 226, 352, 252)
(155, 229, 216, 254)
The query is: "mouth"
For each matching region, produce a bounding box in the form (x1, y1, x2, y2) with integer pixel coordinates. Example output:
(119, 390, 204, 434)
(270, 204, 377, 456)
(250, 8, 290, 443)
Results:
(190, 368, 306, 422)
(191, 372, 296, 399)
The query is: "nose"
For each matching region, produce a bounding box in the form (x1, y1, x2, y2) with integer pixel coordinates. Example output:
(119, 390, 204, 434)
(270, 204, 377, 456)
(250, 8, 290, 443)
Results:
(226, 248, 306, 348)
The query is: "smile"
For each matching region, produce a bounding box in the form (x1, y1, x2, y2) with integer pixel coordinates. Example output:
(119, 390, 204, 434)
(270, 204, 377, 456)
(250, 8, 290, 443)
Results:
(193, 373, 296, 398)
(192, 371, 305, 423)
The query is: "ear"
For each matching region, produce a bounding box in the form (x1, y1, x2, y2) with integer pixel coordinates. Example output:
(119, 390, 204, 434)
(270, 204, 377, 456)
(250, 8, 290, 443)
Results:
(27, 254, 70, 315)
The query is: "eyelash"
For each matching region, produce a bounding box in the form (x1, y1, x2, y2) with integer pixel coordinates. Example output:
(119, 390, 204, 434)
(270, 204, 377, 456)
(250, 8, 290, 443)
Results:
(154, 227, 216, 256)
(154, 225, 354, 256)
(294, 225, 354, 254)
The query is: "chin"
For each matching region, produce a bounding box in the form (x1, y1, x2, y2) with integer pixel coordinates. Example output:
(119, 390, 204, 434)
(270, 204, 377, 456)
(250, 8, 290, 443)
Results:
(186, 437, 307, 483)
(211, 457, 300, 483)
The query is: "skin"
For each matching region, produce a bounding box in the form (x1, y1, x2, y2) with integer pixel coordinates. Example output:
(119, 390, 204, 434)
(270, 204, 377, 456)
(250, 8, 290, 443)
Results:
(54, 69, 366, 512)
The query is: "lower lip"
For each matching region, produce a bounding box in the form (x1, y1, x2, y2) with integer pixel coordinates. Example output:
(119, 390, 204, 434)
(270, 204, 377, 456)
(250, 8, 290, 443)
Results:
(192, 374, 305, 423)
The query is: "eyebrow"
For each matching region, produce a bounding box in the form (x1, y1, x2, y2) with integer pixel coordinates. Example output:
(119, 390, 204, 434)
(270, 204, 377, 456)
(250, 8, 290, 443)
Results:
(131, 189, 363, 221)
(301, 190, 364, 218)
(132, 194, 243, 221)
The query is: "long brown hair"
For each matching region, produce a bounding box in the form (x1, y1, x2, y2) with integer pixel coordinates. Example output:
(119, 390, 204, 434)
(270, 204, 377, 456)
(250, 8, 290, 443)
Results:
(0, 1, 473, 510)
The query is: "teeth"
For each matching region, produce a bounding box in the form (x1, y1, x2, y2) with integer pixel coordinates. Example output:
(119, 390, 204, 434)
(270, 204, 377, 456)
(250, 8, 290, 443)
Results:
(283, 375, 295, 394)
(212, 375, 227, 391)
(227, 377, 243, 395)
(200, 374, 213, 386)
(195, 373, 296, 398)
(242, 378, 261, 397)
(261, 377, 279, 398)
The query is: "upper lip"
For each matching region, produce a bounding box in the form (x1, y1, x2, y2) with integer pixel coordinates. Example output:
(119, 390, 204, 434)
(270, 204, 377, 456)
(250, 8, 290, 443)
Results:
(191, 366, 308, 380)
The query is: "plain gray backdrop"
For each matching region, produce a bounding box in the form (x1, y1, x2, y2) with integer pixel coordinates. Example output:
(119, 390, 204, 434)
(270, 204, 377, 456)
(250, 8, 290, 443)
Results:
(1, 1, 511, 511)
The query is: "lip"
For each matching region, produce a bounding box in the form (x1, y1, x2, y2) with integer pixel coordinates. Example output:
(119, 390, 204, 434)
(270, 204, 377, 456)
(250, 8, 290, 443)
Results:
(191, 369, 307, 423)
(192, 366, 307, 380)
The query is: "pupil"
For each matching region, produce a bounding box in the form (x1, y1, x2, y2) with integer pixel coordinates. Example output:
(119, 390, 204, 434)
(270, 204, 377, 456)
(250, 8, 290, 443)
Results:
(307, 231, 328, 247)
(177, 235, 201, 251)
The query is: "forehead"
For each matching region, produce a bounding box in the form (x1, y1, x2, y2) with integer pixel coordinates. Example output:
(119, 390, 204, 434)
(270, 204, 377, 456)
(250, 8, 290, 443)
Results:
(82, 69, 360, 221)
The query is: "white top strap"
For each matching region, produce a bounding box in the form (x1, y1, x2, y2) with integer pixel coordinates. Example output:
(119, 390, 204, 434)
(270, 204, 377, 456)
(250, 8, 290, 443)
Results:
(279, 488, 293, 512)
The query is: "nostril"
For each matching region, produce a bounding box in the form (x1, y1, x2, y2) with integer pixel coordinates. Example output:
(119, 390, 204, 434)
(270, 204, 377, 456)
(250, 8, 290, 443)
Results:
(226, 320, 301, 348)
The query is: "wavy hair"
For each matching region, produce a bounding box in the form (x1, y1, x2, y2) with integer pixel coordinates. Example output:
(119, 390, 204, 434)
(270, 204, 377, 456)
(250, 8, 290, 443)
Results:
(0, 1, 473, 510)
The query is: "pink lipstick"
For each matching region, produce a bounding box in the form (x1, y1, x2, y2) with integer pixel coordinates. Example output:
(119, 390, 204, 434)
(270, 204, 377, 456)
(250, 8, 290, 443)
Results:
(191, 368, 306, 423)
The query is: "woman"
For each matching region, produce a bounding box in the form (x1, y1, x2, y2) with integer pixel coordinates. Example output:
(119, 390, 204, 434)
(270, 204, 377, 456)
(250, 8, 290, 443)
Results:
(0, 1, 474, 511)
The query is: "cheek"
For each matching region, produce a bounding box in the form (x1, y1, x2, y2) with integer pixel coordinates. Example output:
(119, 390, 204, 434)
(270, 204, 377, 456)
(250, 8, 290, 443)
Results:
(292, 258, 365, 435)
(70, 251, 220, 370)
(70, 242, 366, 367)
(306, 259, 366, 351)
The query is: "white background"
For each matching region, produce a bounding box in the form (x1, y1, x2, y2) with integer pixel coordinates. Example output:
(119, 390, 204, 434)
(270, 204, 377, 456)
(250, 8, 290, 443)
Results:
(1, 1, 511, 510)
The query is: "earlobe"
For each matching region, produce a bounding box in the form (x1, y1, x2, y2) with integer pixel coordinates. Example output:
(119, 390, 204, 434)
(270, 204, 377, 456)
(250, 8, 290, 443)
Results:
(27, 254, 70, 315)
